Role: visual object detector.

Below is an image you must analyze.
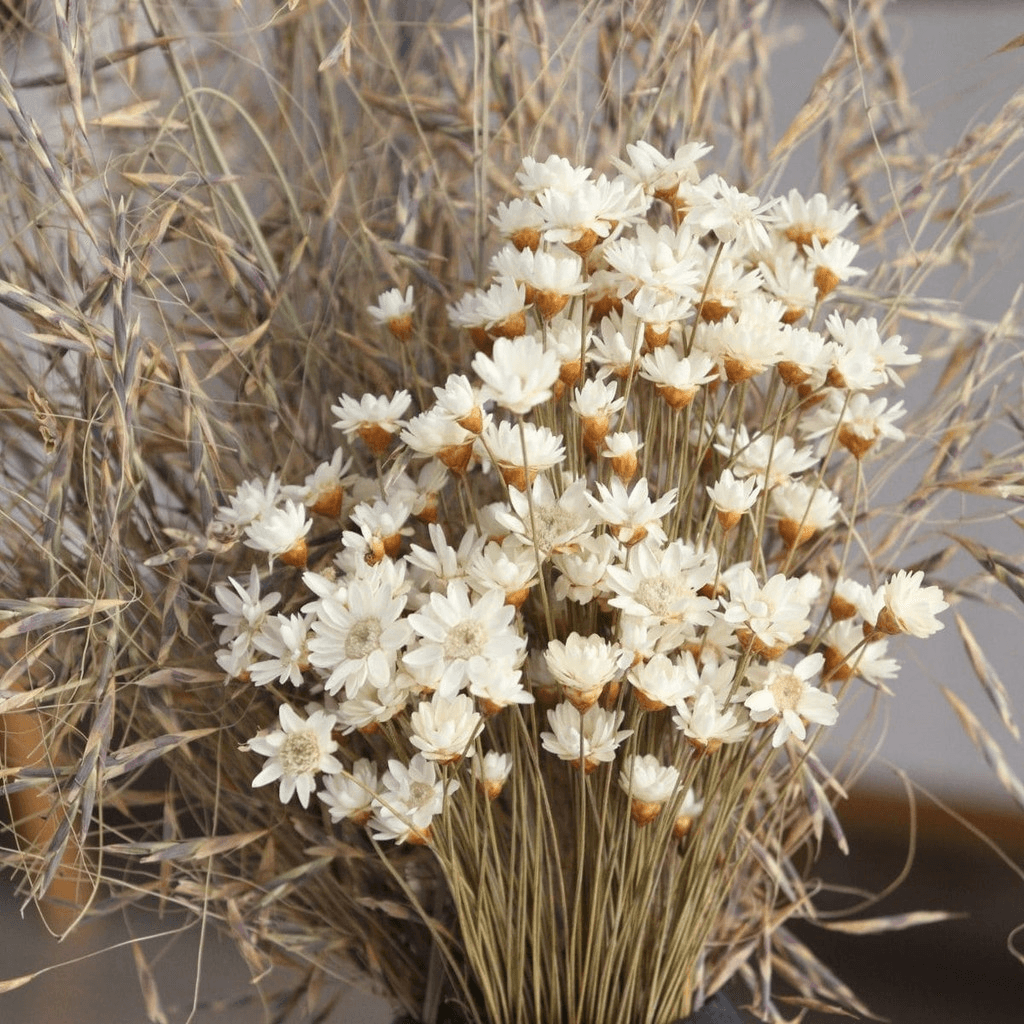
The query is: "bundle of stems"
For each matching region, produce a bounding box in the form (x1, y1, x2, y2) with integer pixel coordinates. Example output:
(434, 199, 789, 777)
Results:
(1, 2, 1022, 1022)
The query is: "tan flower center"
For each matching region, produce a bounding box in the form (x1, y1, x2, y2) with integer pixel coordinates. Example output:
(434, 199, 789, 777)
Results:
(280, 731, 321, 775)
(769, 671, 803, 713)
(444, 620, 487, 661)
(346, 617, 382, 659)
(408, 781, 436, 806)
(635, 576, 682, 618)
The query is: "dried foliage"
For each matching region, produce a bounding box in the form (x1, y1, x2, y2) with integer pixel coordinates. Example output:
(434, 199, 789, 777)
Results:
(0, 1, 1022, 1022)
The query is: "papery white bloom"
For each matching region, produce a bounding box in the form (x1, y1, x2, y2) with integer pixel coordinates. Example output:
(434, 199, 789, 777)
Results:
(498, 475, 596, 558)
(333, 675, 410, 733)
(404, 581, 526, 697)
(759, 252, 818, 323)
(250, 612, 314, 687)
(606, 538, 717, 624)
(213, 566, 280, 647)
(828, 576, 875, 621)
(247, 704, 342, 809)
(468, 662, 534, 713)
(516, 154, 592, 196)
(370, 754, 459, 845)
(722, 567, 813, 658)
(687, 175, 778, 250)
(628, 652, 700, 710)
(802, 391, 906, 459)
(342, 494, 415, 563)
(822, 619, 900, 688)
(771, 481, 842, 547)
(481, 418, 565, 489)
(319, 758, 379, 824)
(540, 702, 633, 772)
(776, 189, 859, 247)
(368, 285, 414, 324)
(544, 632, 628, 710)
(706, 468, 761, 530)
(243, 499, 311, 568)
(491, 197, 546, 249)
(715, 425, 817, 488)
(551, 533, 621, 604)
(701, 312, 783, 383)
(538, 175, 647, 254)
(407, 523, 483, 590)
(409, 692, 483, 763)
(473, 334, 560, 414)
(467, 537, 538, 607)
(640, 347, 716, 409)
(367, 286, 415, 339)
(602, 222, 702, 305)
(587, 477, 677, 547)
(617, 616, 696, 665)
(673, 685, 748, 752)
(875, 570, 948, 637)
(331, 391, 412, 456)
(673, 787, 705, 838)
(307, 576, 413, 697)
(591, 307, 643, 379)
(692, 247, 763, 321)
(613, 139, 712, 199)
(825, 314, 919, 390)
(571, 377, 626, 422)
(472, 751, 513, 799)
(619, 754, 681, 825)
(281, 448, 351, 518)
(776, 324, 830, 386)
(401, 409, 477, 465)
(806, 236, 866, 296)
(744, 653, 836, 747)
(217, 474, 280, 529)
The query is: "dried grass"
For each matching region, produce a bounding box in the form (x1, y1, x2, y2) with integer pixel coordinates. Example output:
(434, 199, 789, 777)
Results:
(1, 1, 1022, 1021)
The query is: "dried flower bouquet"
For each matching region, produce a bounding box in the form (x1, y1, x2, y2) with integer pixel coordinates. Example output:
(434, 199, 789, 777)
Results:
(2, 2, 1023, 1023)
(207, 144, 950, 1023)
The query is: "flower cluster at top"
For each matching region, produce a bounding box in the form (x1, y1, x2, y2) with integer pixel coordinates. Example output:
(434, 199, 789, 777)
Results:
(209, 141, 948, 845)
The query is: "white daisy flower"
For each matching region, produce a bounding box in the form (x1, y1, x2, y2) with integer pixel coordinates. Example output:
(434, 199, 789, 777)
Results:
(367, 285, 415, 341)
(544, 632, 628, 711)
(331, 391, 412, 456)
(404, 581, 526, 697)
(473, 333, 560, 414)
(307, 577, 413, 698)
(706, 468, 761, 531)
(606, 537, 717, 624)
(540, 702, 633, 773)
(472, 751, 513, 800)
(216, 474, 281, 529)
(628, 652, 700, 711)
(370, 754, 460, 845)
(213, 566, 280, 648)
(587, 477, 677, 547)
(744, 653, 837, 748)
(721, 567, 813, 658)
(243, 499, 312, 568)
(875, 570, 948, 638)
(409, 692, 483, 763)
(673, 685, 748, 753)
(246, 704, 342, 809)
(619, 754, 681, 825)
(319, 758, 379, 824)
(249, 612, 314, 688)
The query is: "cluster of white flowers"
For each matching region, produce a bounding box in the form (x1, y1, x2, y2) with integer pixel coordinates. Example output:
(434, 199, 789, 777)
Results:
(209, 141, 948, 845)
